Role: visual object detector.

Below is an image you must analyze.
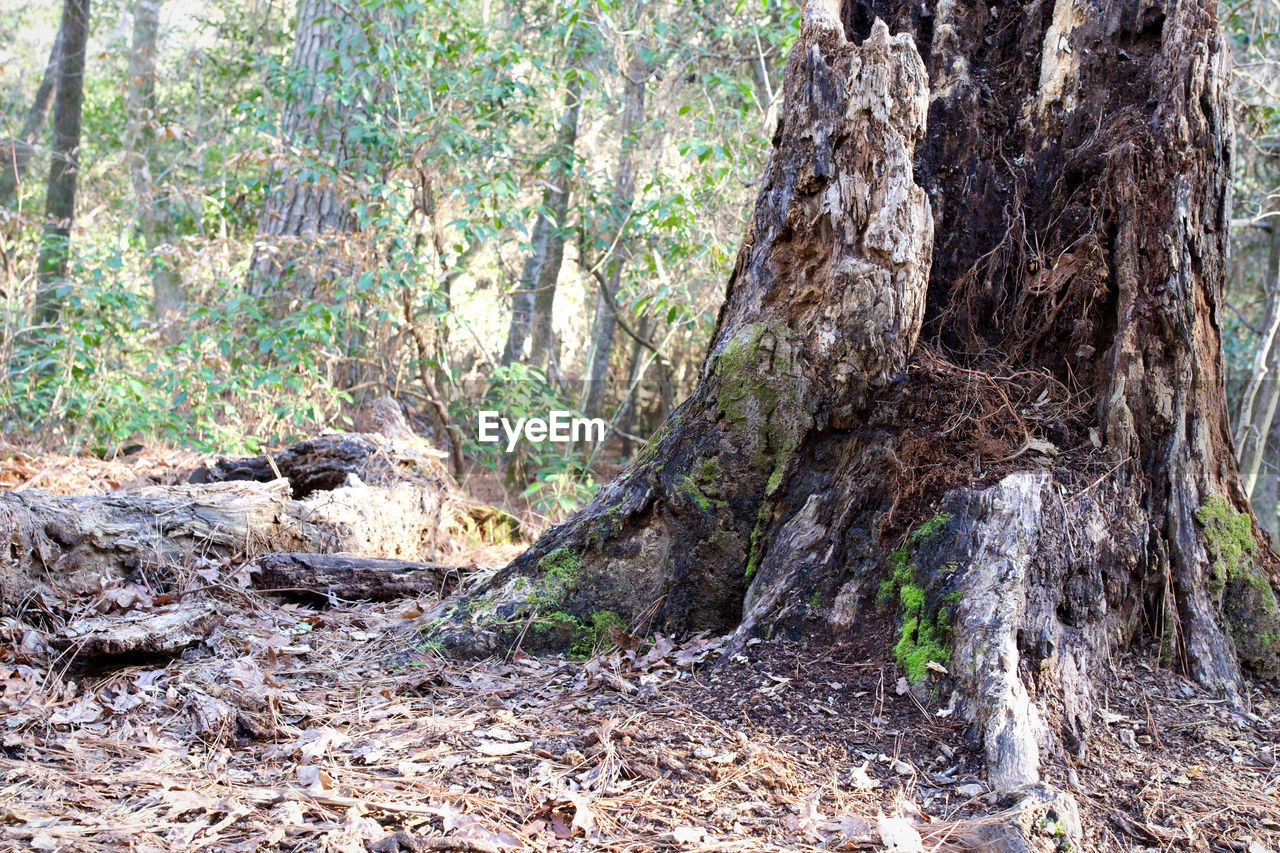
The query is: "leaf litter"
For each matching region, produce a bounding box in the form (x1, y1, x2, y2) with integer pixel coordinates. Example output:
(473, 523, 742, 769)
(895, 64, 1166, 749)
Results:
(0, 524, 1278, 851)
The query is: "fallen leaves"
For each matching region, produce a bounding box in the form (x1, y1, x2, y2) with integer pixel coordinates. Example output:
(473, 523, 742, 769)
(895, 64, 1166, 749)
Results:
(876, 814, 924, 852)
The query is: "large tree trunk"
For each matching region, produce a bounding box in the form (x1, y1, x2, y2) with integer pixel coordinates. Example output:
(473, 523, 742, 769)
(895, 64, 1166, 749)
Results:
(32, 0, 90, 324)
(246, 0, 370, 298)
(0, 22, 63, 209)
(430, 0, 1280, 816)
(126, 0, 186, 335)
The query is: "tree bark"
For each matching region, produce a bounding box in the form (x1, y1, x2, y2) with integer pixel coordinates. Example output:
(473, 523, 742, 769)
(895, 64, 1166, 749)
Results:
(33, 0, 90, 324)
(582, 52, 647, 418)
(527, 70, 582, 373)
(1256, 413, 1280, 547)
(502, 213, 549, 365)
(126, 0, 185, 334)
(246, 0, 369, 298)
(429, 0, 1280, 823)
(502, 57, 584, 370)
(0, 22, 63, 209)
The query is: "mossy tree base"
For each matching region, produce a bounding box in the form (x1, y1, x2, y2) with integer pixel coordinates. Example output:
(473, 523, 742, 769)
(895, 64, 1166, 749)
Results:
(428, 0, 1280, 807)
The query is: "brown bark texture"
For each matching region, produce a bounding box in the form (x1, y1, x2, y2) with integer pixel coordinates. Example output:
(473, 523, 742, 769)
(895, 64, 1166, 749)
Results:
(246, 0, 371, 297)
(429, 0, 1280, 805)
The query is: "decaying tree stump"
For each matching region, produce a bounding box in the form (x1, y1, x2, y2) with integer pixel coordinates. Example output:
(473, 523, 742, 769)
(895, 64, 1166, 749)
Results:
(426, 1, 1280, 843)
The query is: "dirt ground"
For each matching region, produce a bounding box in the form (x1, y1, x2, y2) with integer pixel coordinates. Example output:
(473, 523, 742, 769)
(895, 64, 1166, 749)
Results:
(1, 445, 1278, 852)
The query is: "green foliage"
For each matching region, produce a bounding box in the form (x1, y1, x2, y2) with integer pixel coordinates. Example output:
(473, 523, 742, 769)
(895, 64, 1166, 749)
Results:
(1, 246, 349, 450)
(0, 0, 801, 522)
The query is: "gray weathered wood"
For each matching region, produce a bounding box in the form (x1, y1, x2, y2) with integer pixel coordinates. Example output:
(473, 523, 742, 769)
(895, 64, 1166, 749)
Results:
(252, 552, 459, 601)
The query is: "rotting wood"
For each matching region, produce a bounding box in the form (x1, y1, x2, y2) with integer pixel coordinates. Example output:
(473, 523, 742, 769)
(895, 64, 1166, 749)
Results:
(49, 599, 220, 658)
(1, 432, 451, 614)
(422, 4, 1280, 845)
(251, 552, 460, 602)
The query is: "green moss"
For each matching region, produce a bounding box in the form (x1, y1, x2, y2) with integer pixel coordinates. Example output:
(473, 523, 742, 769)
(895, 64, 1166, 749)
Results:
(1196, 496, 1280, 676)
(526, 547, 582, 611)
(711, 527, 738, 552)
(744, 505, 771, 578)
(880, 513, 955, 682)
(568, 610, 627, 658)
(676, 475, 714, 513)
(529, 611, 581, 649)
(1196, 496, 1255, 595)
(713, 323, 804, 477)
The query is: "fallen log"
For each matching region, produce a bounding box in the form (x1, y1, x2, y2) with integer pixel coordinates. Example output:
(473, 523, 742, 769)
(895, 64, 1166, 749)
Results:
(188, 431, 449, 498)
(251, 552, 460, 602)
(1, 431, 452, 614)
(49, 599, 221, 658)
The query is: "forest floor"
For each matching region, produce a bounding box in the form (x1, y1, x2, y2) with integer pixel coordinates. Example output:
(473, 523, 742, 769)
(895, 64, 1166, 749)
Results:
(1, 444, 1278, 853)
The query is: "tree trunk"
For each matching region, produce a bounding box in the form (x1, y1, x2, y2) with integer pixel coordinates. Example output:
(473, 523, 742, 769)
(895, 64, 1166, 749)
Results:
(0, 22, 63, 209)
(126, 0, 185, 334)
(430, 0, 1280, 819)
(246, 0, 369, 298)
(1256, 413, 1280, 547)
(527, 69, 583, 373)
(33, 0, 90, 325)
(501, 213, 549, 365)
(1235, 224, 1280, 495)
(582, 52, 647, 418)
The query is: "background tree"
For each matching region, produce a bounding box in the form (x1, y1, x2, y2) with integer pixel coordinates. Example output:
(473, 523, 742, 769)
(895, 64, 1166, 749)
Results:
(125, 0, 185, 333)
(0, 22, 62, 209)
(246, 0, 374, 299)
(32, 0, 89, 324)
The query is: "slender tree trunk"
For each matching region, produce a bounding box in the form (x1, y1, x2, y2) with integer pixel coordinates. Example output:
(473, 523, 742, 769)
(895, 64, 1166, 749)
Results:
(501, 214, 548, 366)
(126, 0, 184, 336)
(582, 52, 647, 417)
(433, 2, 1279, 824)
(527, 72, 583, 372)
(618, 315, 652, 458)
(33, 0, 90, 325)
(1236, 224, 1280, 495)
(1256, 414, 1280, 547)
(247, 0, 369, 298)
(0, 23, 63, 209)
